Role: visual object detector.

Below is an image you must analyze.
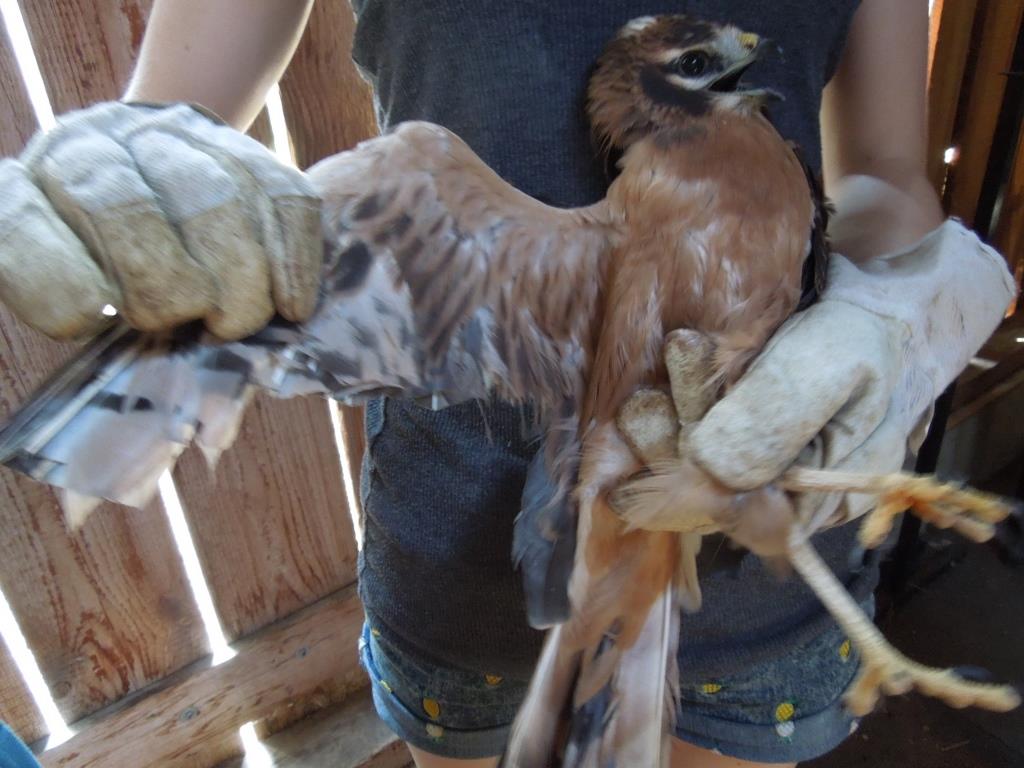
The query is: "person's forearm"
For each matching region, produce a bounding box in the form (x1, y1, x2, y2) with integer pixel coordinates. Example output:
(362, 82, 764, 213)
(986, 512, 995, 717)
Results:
(825, 169, 944, 264)
(124, 0, 314, 129)
(820, 0, 944, 263)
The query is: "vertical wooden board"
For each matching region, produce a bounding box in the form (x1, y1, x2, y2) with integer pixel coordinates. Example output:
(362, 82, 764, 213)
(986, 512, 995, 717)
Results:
(992, 124, 1024, 302)
(0, 644, 47, 746)
(247, 107, 274, 149)
(18, 0, 153, 111)
(172, 394, 358, 642)
(277, 0, 378, 170)
(0, 307, 208, 723)
(0, 22, 38, 155)
(926, 0, 979, 193)
(946, 0, 1024, 224)
(278, 0, 378, 490)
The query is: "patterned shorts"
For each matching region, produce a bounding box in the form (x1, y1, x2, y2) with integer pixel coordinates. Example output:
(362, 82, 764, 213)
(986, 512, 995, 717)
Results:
(359, 605, 866, 763)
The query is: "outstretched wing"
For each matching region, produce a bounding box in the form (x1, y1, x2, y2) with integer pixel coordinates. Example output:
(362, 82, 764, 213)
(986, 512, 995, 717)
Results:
(285, 121, 614, 412)
(0, 121, 613, 589)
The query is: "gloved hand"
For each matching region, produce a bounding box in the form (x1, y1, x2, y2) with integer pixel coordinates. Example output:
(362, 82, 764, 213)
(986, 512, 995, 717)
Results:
(685, 218, 1016, 528)
(0, 101, 322, 340)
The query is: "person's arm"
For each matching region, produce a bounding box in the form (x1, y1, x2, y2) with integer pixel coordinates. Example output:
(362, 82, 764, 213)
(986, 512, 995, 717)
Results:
(821, 0, 944, 263)
(125, 0, 315, 129)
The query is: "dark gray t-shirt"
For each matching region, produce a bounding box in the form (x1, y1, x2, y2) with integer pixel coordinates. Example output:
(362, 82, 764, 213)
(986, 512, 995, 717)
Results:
(351, 0, 866, 681)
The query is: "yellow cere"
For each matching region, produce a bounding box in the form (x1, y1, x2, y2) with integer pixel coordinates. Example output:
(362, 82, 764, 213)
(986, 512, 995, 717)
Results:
(485, 674, 504, 687)
(739, 32, 760, 50)
(701, 683, 723, 695)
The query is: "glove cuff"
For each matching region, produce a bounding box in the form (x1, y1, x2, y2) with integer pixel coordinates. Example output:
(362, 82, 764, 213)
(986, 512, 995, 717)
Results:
(824, 218, 1016, 430)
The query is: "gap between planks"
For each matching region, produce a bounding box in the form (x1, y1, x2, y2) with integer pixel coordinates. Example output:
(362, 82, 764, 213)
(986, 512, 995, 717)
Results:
(37, 585, 367, 768)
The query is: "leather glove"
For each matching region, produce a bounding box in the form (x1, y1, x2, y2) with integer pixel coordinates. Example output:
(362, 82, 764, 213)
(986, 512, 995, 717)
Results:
(686, 218, 1016, 528)
(0, 101, 322, 340)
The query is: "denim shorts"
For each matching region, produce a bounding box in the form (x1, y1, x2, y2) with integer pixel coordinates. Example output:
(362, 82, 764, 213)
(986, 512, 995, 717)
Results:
(359, 604, 866, 763)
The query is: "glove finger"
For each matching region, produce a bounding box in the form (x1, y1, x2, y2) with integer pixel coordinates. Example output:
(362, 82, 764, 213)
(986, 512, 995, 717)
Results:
(161, 107, 323, 322)
(31, 133, 216, 332)
(126, 130, 274, 339)
(690, 301, 903, 490)
(0, 159, 117, 338)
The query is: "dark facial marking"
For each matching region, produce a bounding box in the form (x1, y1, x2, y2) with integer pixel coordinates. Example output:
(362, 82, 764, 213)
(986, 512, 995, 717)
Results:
(331, 241, 374, 292)
(640, 65, 710, 115)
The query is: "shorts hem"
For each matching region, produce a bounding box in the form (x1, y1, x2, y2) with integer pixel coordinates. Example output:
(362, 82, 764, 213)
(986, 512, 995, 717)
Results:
(361, 624, 509, 760)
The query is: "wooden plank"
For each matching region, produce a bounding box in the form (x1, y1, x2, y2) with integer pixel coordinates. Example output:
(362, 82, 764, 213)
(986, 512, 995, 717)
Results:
(217, 688, 410, 768)
(277, 0, 378, 169)
(0, 21, 38, 155)
(40, 586, 366, 768)
(0, 644, 47, 746)
(277, 0, 378, 496)
(0, 306, 208, 723)
(18, 0, 153, 111)
(926, 0, 979, 194)
(991, 116, 1024, 300)
(247, 108, 274, 149)
(172, 395, 357, 642)
(946, 0, 1024, 224)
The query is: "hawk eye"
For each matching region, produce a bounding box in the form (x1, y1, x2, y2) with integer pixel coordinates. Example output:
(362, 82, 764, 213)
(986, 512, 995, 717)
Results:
(675, 51, 709, 77)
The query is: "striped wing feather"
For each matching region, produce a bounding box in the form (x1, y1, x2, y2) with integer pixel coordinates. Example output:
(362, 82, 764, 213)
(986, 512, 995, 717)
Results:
(305, 121, 615, 413)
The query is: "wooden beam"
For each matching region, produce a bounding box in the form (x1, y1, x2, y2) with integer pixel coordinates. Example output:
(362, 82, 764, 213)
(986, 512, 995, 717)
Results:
(276, 0, 378, 504)
(990, 111, 1024, 302)
(277, 0, 378, 170)
(39, 586, 367, 768)
(0, 304, 208, 724)
(172, 395, 358, 642)
(0, 645, 47, 746)
(18, 0, 153, 111)
(218, 689, 410, 768)
(926, 0, 979, 194)
(946, 0, 1024, 224)
(0, 21, 38, 155)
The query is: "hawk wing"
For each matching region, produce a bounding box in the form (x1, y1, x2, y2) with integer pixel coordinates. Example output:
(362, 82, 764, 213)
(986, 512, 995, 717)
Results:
(291, 121, 614, 412)
(0, 122, 613, 603)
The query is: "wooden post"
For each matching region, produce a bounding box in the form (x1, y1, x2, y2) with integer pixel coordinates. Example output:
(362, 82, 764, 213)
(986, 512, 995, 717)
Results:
(945, 0, 1024, 224)
(0, 648, 47, 746)
(926, 0, 979, 196)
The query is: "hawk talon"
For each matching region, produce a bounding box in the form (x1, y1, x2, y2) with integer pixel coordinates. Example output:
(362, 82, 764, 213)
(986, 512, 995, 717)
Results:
(787, 528, 1021, 717)
(778, 468, 1013, 549)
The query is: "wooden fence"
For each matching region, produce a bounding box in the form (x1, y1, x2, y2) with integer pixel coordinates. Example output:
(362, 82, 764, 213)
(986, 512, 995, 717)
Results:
(0, 1, 1021, 766)
(0, 2, 376, 765)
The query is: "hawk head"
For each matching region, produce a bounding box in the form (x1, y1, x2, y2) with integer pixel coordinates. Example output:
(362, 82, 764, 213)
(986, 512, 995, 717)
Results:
(588, 15, 779, 151)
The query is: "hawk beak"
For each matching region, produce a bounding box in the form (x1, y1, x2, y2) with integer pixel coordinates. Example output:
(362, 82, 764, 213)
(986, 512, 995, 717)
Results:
(708, 36, 779, 92)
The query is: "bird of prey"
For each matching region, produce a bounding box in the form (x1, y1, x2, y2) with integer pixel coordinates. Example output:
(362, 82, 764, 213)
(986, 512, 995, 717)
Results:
(0, 14, 1017, 768)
